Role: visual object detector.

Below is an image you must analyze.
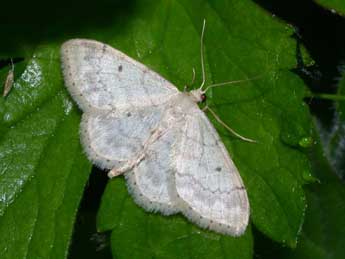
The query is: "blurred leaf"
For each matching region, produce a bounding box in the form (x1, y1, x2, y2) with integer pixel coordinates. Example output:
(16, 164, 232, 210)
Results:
(314, 0, 345, 15)
(327, 72, 345, 179)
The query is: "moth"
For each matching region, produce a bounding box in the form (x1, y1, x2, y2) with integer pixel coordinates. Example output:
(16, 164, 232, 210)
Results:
(61, 20, 253, 236)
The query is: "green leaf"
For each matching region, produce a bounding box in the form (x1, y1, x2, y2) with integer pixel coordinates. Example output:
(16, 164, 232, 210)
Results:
(97, 0, 313, 255)
(254, 72, 345, 259)
(314, 0, 345, 15)
(279, 121, 345, 259)
(289, 72, 345, 259)
(0, 45, 92, 258)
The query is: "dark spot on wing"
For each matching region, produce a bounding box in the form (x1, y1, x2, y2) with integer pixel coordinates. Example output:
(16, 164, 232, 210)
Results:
(127, 112, 131, 117)
(118, 65, 123, 72)
(215, 166, 222, 172)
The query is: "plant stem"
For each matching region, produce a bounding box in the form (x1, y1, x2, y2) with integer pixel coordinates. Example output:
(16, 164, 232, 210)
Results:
(306, 93, 345, 101)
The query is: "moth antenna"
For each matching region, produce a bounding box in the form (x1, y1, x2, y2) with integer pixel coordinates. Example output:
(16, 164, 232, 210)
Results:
(204, 75, 262, 93)
(199, 19, 206, 90)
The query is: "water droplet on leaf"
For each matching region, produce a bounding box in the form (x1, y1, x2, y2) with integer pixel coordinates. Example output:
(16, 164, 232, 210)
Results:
(298, 136, 313, 148)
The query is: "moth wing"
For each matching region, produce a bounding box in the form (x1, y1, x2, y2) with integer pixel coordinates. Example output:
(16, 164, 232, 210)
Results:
(174, 110, 249, 236)
(125, 122, 186, 215)
(81, 106, 165, 170)
(61, 39, 179, 112)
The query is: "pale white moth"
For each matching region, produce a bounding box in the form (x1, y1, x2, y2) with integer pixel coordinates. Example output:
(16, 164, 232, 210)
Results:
(3, 59, 14, 97)
(61, 20, 254, 236)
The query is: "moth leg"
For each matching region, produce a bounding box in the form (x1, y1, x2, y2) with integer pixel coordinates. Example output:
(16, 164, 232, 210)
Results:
(204, 106, 257, 143)
(108, 127, 167, 178)
(108, 153, 145, 178)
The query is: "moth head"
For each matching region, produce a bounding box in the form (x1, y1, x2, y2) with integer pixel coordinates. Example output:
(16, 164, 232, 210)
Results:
(189, 88, 206, 103)
(200, 93, 207, 103)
